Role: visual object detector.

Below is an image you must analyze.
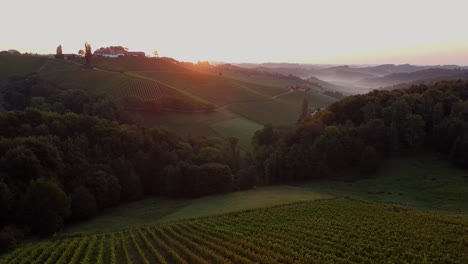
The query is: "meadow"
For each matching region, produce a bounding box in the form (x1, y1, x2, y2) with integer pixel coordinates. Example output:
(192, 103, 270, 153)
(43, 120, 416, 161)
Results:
(132, 110, 236, 138)
(2, 199, 466, 264)
(59, 155, 468, 235)
(210, 117, 263, 151)
(0, 55, 46, 85)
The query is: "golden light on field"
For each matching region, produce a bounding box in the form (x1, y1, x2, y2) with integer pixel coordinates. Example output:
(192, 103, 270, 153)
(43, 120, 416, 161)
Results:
(2, 0, 468, 64)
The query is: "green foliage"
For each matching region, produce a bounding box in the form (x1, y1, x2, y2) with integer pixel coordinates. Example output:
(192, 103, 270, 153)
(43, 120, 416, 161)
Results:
(2, 145, 41, 183)
(71, 186, 97, 221)
(86, 170, 121, 209)
(84, 42, 92, 68)
(23, 178, 70, 235)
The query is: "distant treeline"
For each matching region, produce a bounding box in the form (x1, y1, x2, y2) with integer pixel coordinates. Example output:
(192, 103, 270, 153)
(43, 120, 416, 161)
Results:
(252, 80, 468, 183)
(0, 74, 253, 251)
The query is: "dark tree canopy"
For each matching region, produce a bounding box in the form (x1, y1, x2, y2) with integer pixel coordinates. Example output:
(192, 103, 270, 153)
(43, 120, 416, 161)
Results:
(55, 45, 63, 59)
(84, 42, 92, 68)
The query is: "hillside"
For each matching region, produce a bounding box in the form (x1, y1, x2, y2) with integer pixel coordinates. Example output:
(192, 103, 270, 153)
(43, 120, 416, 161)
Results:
(1, 199, 466, 264)
(358, 68, 468, 88)
(0, 55, 47, 85)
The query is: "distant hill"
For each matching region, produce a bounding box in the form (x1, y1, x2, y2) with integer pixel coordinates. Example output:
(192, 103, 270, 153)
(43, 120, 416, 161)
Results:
(358, 68, 468, 88)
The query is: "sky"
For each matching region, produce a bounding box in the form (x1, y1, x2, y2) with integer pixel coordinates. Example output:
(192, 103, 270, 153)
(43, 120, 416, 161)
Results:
(2, 0, 468, 65)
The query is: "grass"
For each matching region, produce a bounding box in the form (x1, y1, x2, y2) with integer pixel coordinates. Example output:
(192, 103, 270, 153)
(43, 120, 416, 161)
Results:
(39, 59, 134, 93)
(4, 199, 467, 263)
(210, 117, 263, 151)
(132, 110, 236, 137)
(278, 90, 337, 108)
(305, 155, 468, 213)
(63, 185, 330, 234)
(0, 55, 46, 85)
(228, 100, 302, 125)
(63, 155, 468, 235)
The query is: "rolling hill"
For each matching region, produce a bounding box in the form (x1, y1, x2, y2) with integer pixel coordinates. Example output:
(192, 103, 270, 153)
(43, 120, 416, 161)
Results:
(0, 55, 47, 85)
(358, 68, 468, 88)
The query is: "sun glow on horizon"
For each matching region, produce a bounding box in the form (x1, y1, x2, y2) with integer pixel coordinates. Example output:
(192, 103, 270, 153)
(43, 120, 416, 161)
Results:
(2, 0, 468, 65)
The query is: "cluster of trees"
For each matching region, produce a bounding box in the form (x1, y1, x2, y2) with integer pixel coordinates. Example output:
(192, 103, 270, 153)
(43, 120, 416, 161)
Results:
(0, 75, 253, 251)
(252, 80, 468, 184)
(94, 46, 128, 55)
(0, 110, 251, 248)
(2, 74, 129, 122)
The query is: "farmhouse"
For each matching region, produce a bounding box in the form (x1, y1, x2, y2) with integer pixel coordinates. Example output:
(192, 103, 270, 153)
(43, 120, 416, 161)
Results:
(126, 51, 145, 57)
(94, 50, 146, 58)
(63, 54, 77, 60)
(94, 50, 126, 58)
(290, 85, 310, 92)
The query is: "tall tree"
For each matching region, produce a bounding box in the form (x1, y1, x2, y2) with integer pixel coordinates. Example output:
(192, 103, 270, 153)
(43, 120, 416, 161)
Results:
(84, 42, 92, 69)
(298, 98, 309, 123)
(55, 45, 63, 59)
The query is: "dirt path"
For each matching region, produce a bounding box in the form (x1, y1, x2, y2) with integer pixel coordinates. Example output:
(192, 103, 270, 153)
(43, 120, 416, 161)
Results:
(272, 90, 293, 99)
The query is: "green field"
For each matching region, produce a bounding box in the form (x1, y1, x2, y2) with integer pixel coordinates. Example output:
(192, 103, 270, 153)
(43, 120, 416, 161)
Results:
(227, 100, 302, 125)
(306, 155, 468, 213)
(59, 155, 468, 236)
(210, 117, 263, 151)
(0, 55, 46, 85)
(63, 185, 330, 234)
(39, 59, 136, 93)
(2, 199, 466, 264)
(132, 110, 236, 138)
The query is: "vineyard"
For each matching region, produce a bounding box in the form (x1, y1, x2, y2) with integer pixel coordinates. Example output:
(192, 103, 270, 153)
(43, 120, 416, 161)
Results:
(1, 199, 467, 264)
(108, 79, 169, 100)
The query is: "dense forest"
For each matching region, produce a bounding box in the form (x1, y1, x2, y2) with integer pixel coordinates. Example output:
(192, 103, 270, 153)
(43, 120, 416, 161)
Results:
(0, 74, 253, 251)
(252, 80, 468, 184)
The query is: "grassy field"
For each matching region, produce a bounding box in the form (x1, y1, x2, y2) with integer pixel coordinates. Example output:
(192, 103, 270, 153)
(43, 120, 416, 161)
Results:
(227, 100, 302, 125)
(279, 90, 337, 108)
(210, 117, 263, 151)
(0, 55, 46, 85)
(39, 59, 135, 93)
(60, 155, 468, 235)
(132, 110, 236, 138)
(63, 185, 329, 234)
(3, 199, 467, 264)
(306, 155, 468, 213)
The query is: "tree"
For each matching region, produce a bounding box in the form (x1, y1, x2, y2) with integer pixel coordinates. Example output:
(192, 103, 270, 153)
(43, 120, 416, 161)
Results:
(23, 178, 70, 235)
(0, 180, 12, 224)
(84, 42, 92, 69)
(298, 98, 309, 123)
(360, 146, 379, 175)
(78, 49, 85, 56)
(153, 50, 159, 57)
(403, 114, 426, 149)
(2, 145, 41, 182)
(71, 186, 97, 221)
(86, 170, 121, 209)
(253, 124, 276, 148)
(195, 163, 233, 196)
(55, 45, 63, 59)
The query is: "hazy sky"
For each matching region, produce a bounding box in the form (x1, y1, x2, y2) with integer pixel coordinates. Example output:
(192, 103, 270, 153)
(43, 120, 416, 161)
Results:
(2, 0, 468, 65)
